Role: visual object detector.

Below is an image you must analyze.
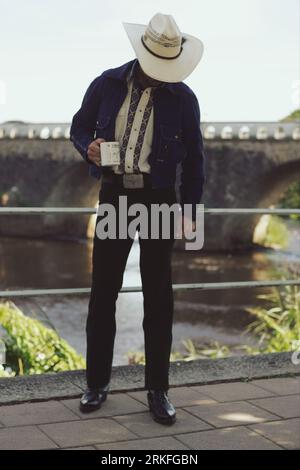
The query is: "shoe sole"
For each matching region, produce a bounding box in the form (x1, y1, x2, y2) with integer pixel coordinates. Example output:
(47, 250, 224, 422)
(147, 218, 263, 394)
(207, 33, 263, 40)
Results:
(151, 412, 176, 425)
(79, 392, 108, 413)
(148, 401, 176, 425)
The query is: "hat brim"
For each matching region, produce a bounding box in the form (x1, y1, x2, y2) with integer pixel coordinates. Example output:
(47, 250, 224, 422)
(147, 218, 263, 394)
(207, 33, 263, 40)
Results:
(122, 22, 204, 83)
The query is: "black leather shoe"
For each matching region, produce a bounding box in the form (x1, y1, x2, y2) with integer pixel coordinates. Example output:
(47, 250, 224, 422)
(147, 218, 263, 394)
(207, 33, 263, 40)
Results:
(79, 384, 110, 413)
(147, 389, 176, 425)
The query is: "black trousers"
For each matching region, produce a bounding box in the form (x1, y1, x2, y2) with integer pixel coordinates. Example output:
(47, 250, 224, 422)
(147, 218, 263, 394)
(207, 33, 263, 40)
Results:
(86, 182, 177, 390)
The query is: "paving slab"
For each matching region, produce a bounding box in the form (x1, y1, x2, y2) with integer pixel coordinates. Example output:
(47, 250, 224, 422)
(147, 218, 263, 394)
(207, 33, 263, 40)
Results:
(192, 381, 275, 402)
(249, 395, 300, 419)
(62, 446, 96, 450)
(183, 401, 279, 428)
(249, 418, 300, 450)
(0, 425, 58, 450)
(175, 426, 282, 450)
(39, 417, 138, 448)
(251, 377, 300, 396)
(0, 400, 78, 427)
(95, 436, 189, 450)
(113, 409, 211, 438)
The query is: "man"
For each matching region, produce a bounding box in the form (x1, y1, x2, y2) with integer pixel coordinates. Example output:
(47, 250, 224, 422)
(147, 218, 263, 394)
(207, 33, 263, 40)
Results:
(70, 12, 206, 425)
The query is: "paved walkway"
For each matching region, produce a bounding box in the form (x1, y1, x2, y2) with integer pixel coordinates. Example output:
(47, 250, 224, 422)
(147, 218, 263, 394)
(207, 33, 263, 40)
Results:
(0, 376, 299, 450)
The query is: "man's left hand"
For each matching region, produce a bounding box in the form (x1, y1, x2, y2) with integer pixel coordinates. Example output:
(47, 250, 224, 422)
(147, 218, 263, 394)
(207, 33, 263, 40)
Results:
(176, 215, 196, 238)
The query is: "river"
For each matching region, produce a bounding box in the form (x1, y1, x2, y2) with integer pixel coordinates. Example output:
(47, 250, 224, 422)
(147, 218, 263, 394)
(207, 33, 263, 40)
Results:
(0, 218, 299, 366)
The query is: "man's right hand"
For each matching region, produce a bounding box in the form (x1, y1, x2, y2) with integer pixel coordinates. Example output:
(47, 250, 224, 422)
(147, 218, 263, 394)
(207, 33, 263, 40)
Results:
(87, 138, 106, 166)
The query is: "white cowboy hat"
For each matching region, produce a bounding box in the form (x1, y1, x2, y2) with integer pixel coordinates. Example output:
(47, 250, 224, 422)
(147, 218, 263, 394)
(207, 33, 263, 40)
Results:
(122, 12, 204, 83)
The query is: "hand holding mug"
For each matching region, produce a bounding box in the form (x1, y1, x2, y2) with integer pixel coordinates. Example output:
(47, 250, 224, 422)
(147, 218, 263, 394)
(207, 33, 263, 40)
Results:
(87, 138, 105, 166)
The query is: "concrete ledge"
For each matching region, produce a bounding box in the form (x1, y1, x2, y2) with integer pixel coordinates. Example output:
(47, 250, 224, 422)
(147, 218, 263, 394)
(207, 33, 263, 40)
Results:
(0, 352, 299, 405)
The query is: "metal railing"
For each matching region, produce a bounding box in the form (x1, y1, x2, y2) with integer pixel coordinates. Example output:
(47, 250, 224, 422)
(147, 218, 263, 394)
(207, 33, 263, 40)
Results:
(0, 206, 300, 299)
(1, 121, 300, 141)
(0, 207, 300, 215)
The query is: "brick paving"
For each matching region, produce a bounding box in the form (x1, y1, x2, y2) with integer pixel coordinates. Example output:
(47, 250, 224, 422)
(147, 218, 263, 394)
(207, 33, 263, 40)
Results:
(0, 377, 299, 450)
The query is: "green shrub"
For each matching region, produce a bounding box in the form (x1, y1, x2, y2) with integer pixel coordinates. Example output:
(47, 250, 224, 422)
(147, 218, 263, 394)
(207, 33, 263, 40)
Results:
(280, 109, 300, 122)
(243, 281, 300, 354)
(260, 214, 289, 248)
(278, 180, 300, 221)
(0, 364, 15, 378)
(0, 301, 85, 376)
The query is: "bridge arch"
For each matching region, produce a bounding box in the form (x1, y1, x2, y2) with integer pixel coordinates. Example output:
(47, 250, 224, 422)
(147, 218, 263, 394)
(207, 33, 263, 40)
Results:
(0, 132, 299, 251)
(207, 156, 300, 251)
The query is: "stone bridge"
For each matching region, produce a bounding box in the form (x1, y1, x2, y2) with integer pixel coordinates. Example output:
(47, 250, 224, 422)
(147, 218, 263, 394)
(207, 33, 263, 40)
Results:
(0, 121, 299, 251)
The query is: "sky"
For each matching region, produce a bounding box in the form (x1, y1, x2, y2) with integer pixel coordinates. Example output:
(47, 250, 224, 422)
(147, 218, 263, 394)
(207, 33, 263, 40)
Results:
(0, 0, 299, 123)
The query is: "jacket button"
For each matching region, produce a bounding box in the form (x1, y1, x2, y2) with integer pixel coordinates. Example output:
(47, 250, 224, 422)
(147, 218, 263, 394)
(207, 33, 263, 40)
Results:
(175, 135, 178, 139)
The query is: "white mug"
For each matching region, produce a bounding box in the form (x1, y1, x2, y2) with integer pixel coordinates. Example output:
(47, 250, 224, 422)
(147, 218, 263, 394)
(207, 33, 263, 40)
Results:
(100, 141, 121, 166)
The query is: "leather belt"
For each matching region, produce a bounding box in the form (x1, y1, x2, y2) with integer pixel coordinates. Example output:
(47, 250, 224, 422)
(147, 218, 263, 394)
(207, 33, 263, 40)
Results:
(101, 172, 152, 189)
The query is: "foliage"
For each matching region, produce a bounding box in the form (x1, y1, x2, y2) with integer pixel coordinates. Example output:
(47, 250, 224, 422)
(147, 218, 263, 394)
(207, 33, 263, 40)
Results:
(259, 214, 290, 249)
(0, 301, 85, 376)
(242, 282, 300, 354)
(0, 364, 15, 378)
(280, 108, 300, 122)
(126, 339, 231, 365)
(277, 180, 300, 221)
(127, 277, 300, 364)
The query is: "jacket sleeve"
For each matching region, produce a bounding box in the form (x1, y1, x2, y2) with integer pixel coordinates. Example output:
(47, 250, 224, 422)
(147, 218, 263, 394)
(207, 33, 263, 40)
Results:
(70, 75, 104, 162)
(180, 90, 206, 221)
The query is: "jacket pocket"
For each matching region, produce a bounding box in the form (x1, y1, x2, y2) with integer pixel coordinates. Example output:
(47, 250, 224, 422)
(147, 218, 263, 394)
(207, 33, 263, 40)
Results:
(96, 114, 112, 139)
(96, 114, 111, 129)
(160, 123, 182, 141)
(158, 123, 186, 163)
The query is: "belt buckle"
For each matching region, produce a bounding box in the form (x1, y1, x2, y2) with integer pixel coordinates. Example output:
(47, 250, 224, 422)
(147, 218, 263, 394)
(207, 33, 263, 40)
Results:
(123, 174, 144, 189)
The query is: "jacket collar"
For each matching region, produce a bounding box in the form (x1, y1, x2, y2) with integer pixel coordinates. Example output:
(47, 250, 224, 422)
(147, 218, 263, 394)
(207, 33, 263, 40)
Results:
(104, 58, 180, 95)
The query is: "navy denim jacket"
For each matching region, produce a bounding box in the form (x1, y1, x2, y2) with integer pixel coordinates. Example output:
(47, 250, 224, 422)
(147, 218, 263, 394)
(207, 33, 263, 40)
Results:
(70, 58, 206, 219)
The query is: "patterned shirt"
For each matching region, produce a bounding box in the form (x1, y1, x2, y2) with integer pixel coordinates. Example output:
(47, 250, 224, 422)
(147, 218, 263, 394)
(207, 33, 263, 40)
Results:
(113, 61, 161, 174)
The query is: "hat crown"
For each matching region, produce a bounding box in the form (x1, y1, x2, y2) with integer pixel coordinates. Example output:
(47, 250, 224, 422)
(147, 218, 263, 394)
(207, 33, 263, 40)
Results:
(142, 13, 183, 59)
(122, 12, 204, 83)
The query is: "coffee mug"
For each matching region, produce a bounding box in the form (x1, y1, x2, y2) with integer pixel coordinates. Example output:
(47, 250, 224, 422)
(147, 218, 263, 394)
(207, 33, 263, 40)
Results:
(100, 141, 121, 166)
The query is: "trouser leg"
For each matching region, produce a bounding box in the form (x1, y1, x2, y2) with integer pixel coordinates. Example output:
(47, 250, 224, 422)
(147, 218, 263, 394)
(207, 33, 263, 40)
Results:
(139, 188, 177, 390)
(86, 185, 134, 389)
